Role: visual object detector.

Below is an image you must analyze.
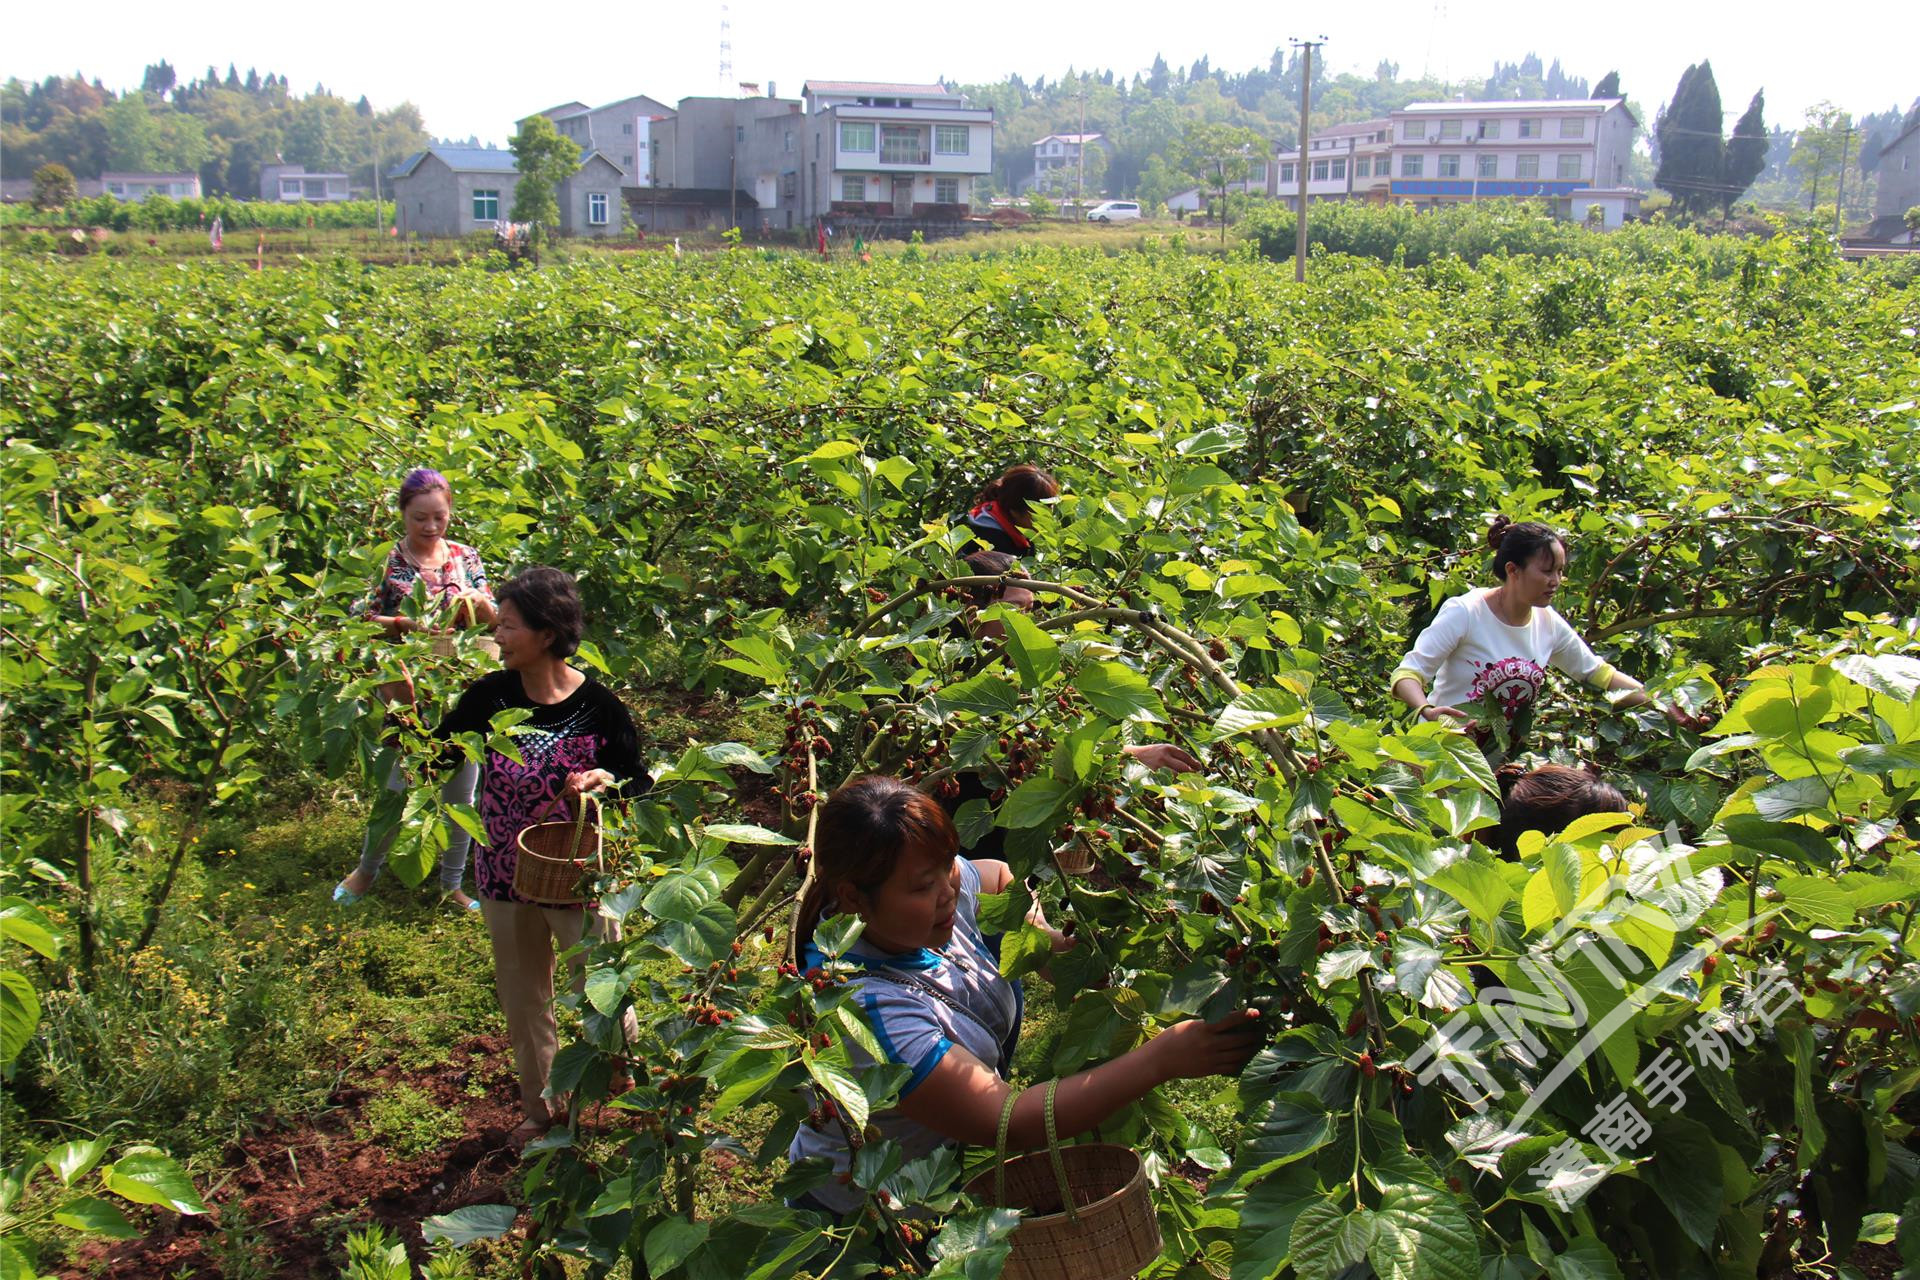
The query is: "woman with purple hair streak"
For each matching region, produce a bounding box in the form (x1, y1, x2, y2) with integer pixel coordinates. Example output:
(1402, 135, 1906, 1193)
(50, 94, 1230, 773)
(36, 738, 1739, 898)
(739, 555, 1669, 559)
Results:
(333, 469, 498, 911)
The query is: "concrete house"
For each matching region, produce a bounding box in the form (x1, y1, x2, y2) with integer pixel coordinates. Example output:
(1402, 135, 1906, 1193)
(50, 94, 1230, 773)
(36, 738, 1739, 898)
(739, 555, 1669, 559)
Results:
(1865, 111, 1920, 243)
(259, 162, 352, 202)
(1387, 99, 1642, 225)
(388, 145, 519, 237)
(557, 151, 627, 237)
(800, 80, 992, 222)
(1028, 132, 1109, 193)
(101, 172, 202, 201)
(1271, 120, 1391, 207)
(527, 94, 673, 187)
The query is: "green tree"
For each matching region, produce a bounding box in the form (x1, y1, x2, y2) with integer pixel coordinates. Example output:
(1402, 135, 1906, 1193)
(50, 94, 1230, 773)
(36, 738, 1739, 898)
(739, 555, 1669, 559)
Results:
(1592, 70, 1621, 98)
(1721, 91, 1769, 213)
(1654, 61, 1724, 218)
(1174, 120, 1267, 242)
(102, 93, 161, 171)
(31, 161, 77, 209)
(1789, 102, 1852, 212)
(508, 113, 580, 243)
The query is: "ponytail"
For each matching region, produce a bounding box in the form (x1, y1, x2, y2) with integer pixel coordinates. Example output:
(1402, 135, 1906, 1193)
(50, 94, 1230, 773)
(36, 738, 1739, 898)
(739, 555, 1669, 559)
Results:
(1487, 516, 1564, 583)
(974, 465, 1059, 521)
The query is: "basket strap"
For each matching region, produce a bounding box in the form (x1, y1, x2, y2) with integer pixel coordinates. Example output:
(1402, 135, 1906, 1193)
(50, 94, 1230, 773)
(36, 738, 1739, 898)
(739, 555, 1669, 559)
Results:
(1042, 1079, 1078, 1224)
(567, 792, 598, 859)
(992, 1086, 1020, 1209)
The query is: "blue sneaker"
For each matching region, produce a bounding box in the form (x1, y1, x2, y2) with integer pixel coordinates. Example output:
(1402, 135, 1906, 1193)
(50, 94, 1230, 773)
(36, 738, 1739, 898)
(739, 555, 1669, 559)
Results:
(332, 881, 365, 906)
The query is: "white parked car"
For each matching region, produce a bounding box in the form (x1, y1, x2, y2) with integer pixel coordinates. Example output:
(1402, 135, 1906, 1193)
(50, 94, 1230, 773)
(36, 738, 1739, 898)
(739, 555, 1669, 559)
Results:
(1086, 200, 1143, 223)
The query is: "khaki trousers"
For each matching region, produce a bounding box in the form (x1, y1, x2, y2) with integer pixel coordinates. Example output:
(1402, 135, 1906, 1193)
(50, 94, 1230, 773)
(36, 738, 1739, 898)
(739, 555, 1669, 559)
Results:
(480, 899, 636, 1123)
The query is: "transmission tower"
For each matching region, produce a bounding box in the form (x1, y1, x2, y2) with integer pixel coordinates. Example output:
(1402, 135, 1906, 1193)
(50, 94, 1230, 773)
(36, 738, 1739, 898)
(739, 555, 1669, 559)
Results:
(718, 4, 733, 94)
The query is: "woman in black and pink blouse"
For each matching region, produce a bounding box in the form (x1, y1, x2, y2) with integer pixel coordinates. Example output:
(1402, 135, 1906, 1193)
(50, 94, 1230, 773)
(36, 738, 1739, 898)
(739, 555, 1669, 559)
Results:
(435, 566, 646, 1141)
(334, 468, 497, 910)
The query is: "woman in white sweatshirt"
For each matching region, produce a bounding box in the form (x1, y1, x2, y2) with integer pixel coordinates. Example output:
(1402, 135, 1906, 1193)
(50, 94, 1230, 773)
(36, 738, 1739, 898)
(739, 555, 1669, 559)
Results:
(1391, 517, 1696, 736)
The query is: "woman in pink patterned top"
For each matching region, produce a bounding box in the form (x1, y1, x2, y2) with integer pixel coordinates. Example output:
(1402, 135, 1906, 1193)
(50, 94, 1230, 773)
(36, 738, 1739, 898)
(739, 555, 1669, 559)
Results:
(334, 468, 498, 910)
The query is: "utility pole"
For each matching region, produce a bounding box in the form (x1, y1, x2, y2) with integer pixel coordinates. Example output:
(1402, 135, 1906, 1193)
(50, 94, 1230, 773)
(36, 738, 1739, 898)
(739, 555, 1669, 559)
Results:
(1077, 88, 1087, 213)
(1291, 36, 1325, 283)
(1832, 122, 1853, 237)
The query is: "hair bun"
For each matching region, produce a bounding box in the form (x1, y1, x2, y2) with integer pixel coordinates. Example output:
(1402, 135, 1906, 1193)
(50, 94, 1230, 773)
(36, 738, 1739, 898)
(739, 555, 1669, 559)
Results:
(1486, 514, 1513, 550)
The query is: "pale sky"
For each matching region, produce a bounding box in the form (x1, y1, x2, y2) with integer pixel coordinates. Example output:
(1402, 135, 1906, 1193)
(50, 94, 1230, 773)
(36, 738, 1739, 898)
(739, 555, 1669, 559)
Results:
(4, 0, 1912, 145)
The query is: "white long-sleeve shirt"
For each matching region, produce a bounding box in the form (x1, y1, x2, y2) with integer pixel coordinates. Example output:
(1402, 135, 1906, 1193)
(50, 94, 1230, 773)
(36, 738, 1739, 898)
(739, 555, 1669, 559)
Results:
(1392, 588, 1614, 723)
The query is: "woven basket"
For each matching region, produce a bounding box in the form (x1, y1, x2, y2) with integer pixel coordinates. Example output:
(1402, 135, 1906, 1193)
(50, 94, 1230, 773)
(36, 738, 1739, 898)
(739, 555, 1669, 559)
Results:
(512, 793, 601, 906)
(964, 1081, 1162, 1280)
(1054, 835, 1095, 876)
(430, 633, 501, 661)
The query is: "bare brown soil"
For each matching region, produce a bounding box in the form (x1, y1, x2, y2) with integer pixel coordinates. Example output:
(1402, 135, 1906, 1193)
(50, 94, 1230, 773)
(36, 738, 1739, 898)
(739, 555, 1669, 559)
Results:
(62, 1036, 529, 1280)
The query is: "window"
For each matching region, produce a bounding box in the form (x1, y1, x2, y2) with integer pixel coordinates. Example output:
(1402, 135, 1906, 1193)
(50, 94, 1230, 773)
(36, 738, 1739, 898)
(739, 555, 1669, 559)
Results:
(880, 125, 924, 165)
(588, 192, 609, 225)
(1559, 117, 1586, 139)
(1249, 161, 1268, 183)
(935, 125, 969, 155)
(472, 189, 500, 221)
(1477, 154, 1497, 179)
(1330, 158, 1346, 179)
(1354, 158, 1370, 177)
(622, 153, 632, 167)
(1402, 155, 1424, 177)
(783, 173, 797, 199)
(1312, 159, 1329, 181)
(736, 125, 746, 142)
(1439, 120, 1462, 140)
(842, 175, 866, 201)
(1401, 120, 1424, 140)
(840, 122, 875, 152)
(1280, 162, 1295, 183)
(1477, 120, 1501, 139)
(1515, 155, 1539, 179)
(1557, 154, 1583, 180)
(935, 177, 960, 204)
(622, 122, 632, 134)
(784, 130, 793, 153)
(1520, 118, 1542, 139)
(1438, 154, 1460, 177)
(281, 179, 302, 197)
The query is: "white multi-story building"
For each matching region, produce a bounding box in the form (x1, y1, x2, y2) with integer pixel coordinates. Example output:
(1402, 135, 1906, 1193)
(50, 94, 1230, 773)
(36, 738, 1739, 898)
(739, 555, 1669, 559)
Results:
(800, 80, 992, 220)
(1030, 132, 1108, 192)
(1387, 99, 1641, 225)
(1270, 119, 1391, 207)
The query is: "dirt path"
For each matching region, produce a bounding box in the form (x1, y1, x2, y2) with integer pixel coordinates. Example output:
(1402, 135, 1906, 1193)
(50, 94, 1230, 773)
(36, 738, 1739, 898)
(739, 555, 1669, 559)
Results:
(65, 1036, 529, 1279)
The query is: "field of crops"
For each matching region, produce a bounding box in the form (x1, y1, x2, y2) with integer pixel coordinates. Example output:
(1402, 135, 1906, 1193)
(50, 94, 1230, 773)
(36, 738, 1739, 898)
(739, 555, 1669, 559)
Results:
(2, 221, 1918, 1280)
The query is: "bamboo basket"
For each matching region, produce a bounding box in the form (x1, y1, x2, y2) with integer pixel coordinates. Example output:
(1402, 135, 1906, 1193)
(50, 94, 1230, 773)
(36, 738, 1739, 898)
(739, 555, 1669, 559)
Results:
(964, 1080, 1161, 1280)
(1054, 834, 1095, 876)
(512, 793, 601, 905)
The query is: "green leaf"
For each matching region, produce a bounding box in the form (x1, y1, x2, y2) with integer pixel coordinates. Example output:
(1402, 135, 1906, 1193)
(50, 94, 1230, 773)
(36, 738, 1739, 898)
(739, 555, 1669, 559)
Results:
(936, 672, 1020, 717)
(996, 608, 1060, 687)
(1230, 1167, 1321, 1280)
(1541, 1237, 1626, 1280)
(998, 924, 1053, 982)
(926, 1207, 1022, 1280)
(1425, 860, 1513, 924)
(1232, 1093, 1337, 1187)
(583, 965, 635, 1016)
(644, 1216, 711, 1276)
(1073, 661, 1165, 723)
(1834, 653, 1920, 702)
(644, 872, 715, 923)
(1214, 687, 1305, 737)
(102, 1149, 207, 1215)
(420, 1203, 518, 1246)
(1838, 743, 1920, 774)
(0, 969, 41, 1066)
(804, 1048, 870, 1131)
(52, 1195, 139, 1238)
(710, 1049, 787, 1120)
(654, 902, 738, 968)
(1369, 1180, 1478, 1280)
(1290, 1202, 1374, 1280)
(1778, 875, 1855, 926)
(1752, 776, 1832, 821)
(701, 742, 773, 774)
(1392, 941, 1473, 1011)
(0, 899, 61, 960)
(1641, 1114, 1726, 1251)
(43, 1136, 110, 1186)
(703, 823, 796, 846)
(996, 776, 1070, 829)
